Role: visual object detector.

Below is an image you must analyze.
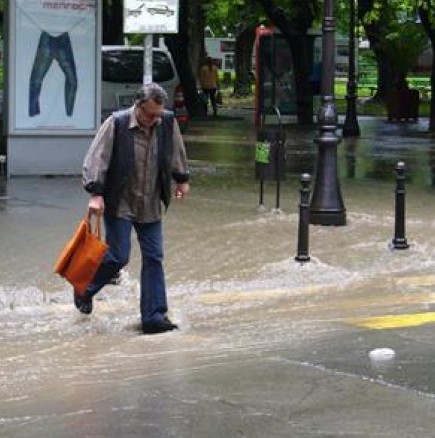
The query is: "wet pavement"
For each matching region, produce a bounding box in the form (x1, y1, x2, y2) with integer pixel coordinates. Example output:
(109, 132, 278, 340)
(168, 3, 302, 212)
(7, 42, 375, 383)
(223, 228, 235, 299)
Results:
(3, 111, 435, 436)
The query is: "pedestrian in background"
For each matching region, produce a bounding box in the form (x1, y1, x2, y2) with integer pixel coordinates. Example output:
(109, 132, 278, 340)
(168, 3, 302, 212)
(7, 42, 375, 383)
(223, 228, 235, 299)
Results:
(200, 56, 219, 116)
(77, 82, 190, 335)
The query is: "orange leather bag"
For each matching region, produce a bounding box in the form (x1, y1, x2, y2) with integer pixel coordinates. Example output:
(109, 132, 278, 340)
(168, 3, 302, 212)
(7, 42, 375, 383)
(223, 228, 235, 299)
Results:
(54, 212, 109, 294)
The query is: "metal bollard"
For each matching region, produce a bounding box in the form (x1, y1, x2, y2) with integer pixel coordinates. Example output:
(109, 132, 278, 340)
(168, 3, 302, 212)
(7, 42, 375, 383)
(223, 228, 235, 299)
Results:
(273, 135, 285, 212)
(392, 161, 409, 250)
(295, 173, 311, 262)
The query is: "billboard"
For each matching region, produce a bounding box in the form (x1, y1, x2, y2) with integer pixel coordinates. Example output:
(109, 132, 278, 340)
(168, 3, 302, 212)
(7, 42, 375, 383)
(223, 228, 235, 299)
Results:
(124, 1, 179, 34)
(12, 0, 98, 132)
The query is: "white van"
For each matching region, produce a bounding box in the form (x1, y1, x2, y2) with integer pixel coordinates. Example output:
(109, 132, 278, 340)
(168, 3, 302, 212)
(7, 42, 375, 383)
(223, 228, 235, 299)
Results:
(101, 45, 188, 131)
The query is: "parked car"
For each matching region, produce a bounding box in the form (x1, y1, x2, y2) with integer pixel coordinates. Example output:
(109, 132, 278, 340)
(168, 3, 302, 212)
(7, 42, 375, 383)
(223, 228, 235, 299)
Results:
(126, 5, 144, 18)
(101, 45, 188, 132)
(146, 4, 174, 16)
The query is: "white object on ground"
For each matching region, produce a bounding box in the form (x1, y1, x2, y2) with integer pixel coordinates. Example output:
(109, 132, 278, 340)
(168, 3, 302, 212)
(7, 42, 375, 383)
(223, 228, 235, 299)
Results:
(369, 348, 396, 362)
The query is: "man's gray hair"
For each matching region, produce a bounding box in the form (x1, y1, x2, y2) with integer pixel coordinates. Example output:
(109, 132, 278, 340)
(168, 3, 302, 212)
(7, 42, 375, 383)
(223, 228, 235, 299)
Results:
(135, 83, 168, 106)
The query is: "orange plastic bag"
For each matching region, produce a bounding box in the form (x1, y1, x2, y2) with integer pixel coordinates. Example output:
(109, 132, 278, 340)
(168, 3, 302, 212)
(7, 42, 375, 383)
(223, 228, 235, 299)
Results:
(54, 212, 108, 294)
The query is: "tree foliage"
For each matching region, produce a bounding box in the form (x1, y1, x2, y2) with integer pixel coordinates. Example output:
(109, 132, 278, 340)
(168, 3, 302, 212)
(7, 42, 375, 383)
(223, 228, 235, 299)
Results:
(102, 0, 123, 45)
(357, 0, 429, 104)
(204, 0, 265, 35)
(203, 1, 263, 96)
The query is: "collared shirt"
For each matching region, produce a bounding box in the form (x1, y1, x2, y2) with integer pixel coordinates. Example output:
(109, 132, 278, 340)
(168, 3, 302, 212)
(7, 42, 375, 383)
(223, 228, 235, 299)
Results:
(83, 108, 188, 223)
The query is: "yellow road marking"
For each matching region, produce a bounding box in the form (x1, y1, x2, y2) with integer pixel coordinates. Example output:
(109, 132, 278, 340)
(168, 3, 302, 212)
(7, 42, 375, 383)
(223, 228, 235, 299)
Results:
(350, 312, 435, 329)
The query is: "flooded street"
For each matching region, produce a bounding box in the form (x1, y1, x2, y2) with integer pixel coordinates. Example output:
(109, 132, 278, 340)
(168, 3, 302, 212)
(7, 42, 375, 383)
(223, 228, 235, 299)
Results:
(3, 113, 435, 436)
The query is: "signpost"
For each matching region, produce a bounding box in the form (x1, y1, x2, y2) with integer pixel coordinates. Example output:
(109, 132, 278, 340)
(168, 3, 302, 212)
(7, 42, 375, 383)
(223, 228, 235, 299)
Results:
(124, 1, 179, 85)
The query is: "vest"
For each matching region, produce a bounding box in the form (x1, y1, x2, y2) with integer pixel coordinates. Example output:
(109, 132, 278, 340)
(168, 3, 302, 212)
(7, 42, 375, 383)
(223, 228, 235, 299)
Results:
(103, 108, 174, 215)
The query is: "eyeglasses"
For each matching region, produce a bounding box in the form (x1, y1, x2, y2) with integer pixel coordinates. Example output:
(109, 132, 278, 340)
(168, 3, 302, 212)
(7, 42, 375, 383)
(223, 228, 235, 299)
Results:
(137, 104, 163, 120)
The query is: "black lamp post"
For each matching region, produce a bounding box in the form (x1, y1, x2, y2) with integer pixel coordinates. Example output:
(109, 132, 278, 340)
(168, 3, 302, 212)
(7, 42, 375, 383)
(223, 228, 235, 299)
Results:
(343, 0, 360, 137)
(310, 0, 346, 225)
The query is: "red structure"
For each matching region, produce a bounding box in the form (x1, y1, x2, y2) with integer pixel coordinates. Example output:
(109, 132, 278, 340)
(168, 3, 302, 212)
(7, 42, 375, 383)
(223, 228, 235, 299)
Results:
(254, 26, 297, 127)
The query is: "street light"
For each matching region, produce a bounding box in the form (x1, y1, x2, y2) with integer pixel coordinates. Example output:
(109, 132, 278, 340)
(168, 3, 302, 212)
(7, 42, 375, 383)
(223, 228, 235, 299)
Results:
(343, 0, 361, 137)
(310, 0, 346, 226)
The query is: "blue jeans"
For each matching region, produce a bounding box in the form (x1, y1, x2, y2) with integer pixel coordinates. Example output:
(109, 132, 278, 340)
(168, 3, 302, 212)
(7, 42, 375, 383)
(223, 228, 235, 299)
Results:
(86, 214, 168, 325)
(29, 31, 78, 117)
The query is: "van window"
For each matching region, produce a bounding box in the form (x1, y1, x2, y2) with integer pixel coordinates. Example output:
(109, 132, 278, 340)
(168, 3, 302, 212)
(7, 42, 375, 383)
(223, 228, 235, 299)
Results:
(102, 50, 175, 83)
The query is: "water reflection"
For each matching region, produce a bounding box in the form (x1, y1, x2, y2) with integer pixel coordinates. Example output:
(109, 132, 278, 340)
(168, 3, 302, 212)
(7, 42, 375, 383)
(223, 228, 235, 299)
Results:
(0, 178, 8, 211)
(429, 144, 435, 187)
(0, 178, 6, 196)
(186, 116, 435, 187)
(344, 136, 357, 179)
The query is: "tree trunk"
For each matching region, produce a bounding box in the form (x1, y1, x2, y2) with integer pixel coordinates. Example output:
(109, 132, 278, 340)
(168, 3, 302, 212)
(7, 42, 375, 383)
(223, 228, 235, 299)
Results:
(258, 0, 315, 125)
(359, 0, 387, 102)
(288, 34, 315, 125)
(188, 1, 206, 77)
(359, 0, 403, 104)
(369, 38, 395, 102)
(418, 6, 435, 132)
(233, 25, 256, 96)
(164, 1, 206, 116)
(102, 0, 123, 45)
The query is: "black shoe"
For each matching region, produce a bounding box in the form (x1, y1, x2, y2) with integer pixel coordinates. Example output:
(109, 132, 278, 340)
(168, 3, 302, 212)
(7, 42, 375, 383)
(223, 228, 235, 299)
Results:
(142, 317, 178, 334)
(163, 316, 179, 329)
(74, 290, 93, 315)
(108, 271, 121, 285)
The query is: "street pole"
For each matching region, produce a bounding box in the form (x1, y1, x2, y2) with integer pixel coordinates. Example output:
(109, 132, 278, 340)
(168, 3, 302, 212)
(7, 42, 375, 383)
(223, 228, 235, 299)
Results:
(143, 34, 153, 85)
(343, 0, 360, 137)
(310, 0, 346, 225)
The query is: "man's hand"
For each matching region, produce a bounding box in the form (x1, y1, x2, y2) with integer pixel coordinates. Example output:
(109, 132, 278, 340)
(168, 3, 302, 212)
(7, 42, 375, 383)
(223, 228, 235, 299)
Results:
(88, 195, 105, 215)
(174, 183, 190, 199)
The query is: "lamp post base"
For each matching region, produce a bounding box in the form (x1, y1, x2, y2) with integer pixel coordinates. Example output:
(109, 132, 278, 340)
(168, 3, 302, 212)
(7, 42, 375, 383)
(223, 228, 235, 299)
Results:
(310, 97, 346, 226)
(295, 254, 311, 262)
(392, 238, 409, 250)
(310, 209, 346, 226)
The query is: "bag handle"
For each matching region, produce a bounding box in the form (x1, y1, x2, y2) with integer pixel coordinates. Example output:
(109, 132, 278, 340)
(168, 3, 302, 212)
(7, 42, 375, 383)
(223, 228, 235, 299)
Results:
(86, 210, 103, 239)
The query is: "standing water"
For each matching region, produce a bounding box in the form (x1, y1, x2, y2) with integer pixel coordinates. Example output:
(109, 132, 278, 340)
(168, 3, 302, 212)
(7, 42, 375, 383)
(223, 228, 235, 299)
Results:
(2, 113, 435, 437)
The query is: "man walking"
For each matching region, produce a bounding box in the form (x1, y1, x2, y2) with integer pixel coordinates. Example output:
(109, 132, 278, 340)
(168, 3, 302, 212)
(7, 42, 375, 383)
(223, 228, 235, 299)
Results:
(76, 83, 190, 335)
(199, 56, 219, 116)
